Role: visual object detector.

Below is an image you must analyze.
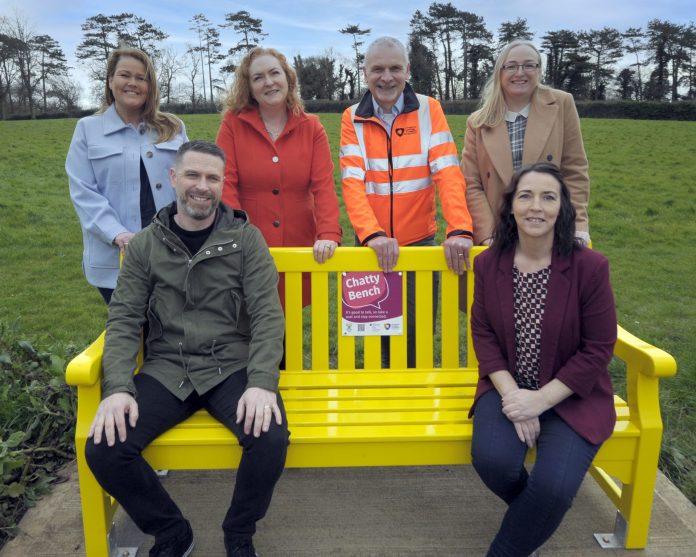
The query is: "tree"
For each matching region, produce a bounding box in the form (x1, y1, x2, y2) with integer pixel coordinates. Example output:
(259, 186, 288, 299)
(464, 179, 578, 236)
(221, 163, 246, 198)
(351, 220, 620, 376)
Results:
(466, 42, 493, 99)
(157, 46, 186, 105)
(0, 26, 23, 117)
(683, 24, 696, 99)
(185, 45, 202, 106)
(76, 13, 168, 83)
(48, 74, 81, 111)
(408, 33, 436, 95)
(32, 34, 68, 111)
(294, 52, 340, 100)
(456, 10, 491, 100)
(497, 18, 533, 49)
(579, 28, 623, 99)
(5, 14, 40, 117)
(190, 14, 223, 105)
(541, 30, 580, 90)
(623, 27, 647, 100)
(427, 3, 459, 100)
(220, 10, 267, 73)
(645, 19, 685, 101)
(410, 9, 442, 98)
(615, 67, 636, 99)
(339, 24, 371, 96)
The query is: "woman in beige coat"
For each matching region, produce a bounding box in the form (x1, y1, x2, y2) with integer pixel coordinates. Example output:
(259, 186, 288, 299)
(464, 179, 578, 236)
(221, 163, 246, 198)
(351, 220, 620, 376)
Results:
(462, 40, 590, 246)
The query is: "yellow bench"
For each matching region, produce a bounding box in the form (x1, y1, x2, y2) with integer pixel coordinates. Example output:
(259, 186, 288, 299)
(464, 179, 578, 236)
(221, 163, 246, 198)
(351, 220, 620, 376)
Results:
(66, 246, 677, 556)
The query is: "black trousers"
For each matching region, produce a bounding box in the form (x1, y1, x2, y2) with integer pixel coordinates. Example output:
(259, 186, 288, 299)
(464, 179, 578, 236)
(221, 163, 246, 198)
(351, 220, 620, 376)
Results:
(85, 371, 289, 542)
(380, 235, 439, 368)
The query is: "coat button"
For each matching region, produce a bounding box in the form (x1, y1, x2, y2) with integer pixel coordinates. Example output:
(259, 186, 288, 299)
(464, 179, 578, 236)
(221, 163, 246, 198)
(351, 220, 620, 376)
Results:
(155, 183, 162, 190)
(273, 220, 280, 227)
(218, 247, 223, 251)
(232, 243, 237, 248)
(272, 188, 279, 195)
(547, 154, 553, 161)
(146, 151, 153, 158)
(272, 156, 279, 163)
(205, 250, 211, 255)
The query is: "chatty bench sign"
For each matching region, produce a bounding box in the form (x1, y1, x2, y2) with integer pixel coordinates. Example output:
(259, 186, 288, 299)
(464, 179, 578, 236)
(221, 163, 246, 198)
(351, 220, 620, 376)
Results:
(341, 271, 403, 336)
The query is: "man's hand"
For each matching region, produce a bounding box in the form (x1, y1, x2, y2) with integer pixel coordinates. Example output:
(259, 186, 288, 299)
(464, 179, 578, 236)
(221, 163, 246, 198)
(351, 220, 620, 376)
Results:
(501, 389, 549, 423)
(513, 418, 541, 448)
(442, 236, 473, 275)
(88, 392, 139, 446)
(114, 232, 136, 254)
(313, 239, 338, 264)
(236, 387, 282, 438)
(366, 236, 399, 273)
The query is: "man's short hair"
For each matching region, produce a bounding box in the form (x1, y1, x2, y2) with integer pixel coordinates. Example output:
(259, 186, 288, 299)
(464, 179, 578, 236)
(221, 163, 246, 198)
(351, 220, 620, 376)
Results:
(175, 140, 226, 167)
(365, 37, 408, 67)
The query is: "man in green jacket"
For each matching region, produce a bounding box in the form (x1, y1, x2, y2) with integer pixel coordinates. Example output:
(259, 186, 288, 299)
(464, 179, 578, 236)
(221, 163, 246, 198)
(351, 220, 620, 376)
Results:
(85, 140, 287, 557)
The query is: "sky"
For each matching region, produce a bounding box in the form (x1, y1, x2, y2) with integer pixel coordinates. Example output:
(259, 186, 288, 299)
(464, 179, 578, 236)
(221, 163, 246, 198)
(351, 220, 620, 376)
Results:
(1, 0, 694, 106)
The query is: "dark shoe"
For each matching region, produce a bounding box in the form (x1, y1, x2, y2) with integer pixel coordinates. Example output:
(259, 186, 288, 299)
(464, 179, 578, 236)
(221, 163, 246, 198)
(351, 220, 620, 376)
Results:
(150, 520, 194, 557)
(226, 537, 258, 557)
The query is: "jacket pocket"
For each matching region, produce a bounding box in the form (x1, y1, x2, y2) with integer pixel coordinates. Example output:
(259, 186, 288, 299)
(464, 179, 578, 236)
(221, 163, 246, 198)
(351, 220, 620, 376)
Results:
(230, 290, 251, 336)
(87, 144, 124, 188)
(146, 298, 164, 344)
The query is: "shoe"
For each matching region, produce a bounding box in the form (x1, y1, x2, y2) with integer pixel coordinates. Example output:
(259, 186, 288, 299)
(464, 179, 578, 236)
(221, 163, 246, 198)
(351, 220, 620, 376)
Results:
(150, 520, 194, 557)
(226, 537, 258, 557)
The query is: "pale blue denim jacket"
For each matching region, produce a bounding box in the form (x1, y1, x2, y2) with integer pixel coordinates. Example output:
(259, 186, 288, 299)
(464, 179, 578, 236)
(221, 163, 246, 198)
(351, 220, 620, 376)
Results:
(66, 104, 187, 288)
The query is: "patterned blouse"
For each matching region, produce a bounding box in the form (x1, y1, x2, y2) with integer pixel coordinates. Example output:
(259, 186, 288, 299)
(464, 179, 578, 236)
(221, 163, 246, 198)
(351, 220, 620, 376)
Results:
(505, 104, 530, 171)
(513, 265, 552, 389)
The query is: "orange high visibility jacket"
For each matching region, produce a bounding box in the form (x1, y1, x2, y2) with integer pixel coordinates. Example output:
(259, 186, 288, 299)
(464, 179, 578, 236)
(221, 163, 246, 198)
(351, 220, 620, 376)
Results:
(340, 84, 473, 246)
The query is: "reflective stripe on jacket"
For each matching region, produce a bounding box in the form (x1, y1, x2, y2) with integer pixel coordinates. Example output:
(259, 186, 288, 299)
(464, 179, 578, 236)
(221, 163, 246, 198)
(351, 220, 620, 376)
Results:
(340, 84, 473, 246)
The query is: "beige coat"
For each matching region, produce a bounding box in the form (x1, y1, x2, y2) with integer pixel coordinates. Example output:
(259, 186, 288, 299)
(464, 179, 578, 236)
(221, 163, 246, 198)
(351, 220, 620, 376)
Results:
(461, 87, 589, 244)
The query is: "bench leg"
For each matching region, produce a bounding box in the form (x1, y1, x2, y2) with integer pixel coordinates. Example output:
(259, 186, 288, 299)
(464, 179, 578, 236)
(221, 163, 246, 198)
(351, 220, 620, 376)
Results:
(76, 437, 112, 557)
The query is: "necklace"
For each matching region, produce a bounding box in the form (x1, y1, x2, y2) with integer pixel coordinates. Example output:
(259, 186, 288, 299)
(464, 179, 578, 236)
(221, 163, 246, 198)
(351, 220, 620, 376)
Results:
(261, 115, 287, 140)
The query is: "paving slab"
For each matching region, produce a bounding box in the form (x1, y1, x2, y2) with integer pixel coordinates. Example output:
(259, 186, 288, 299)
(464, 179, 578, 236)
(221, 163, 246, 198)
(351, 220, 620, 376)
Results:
(2, 461, 695, 556)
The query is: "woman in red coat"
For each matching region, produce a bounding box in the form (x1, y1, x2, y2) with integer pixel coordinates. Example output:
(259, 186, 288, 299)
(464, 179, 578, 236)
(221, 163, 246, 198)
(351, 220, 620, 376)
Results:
(470, 162, 616, 556)
(216, 47, 342, 307)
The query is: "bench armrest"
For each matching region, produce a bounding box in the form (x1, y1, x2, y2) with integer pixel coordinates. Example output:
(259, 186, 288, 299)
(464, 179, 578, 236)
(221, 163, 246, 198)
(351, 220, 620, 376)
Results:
(66, 332, 105, 387)
(614, 325, 677, 379)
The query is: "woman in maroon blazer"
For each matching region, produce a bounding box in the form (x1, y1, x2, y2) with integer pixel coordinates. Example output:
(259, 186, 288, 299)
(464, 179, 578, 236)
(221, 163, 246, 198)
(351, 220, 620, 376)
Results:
(470, 162, 616, 557)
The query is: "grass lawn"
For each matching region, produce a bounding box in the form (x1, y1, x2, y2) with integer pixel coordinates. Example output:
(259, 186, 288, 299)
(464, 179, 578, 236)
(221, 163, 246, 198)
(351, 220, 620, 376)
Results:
(0, 113, 694, 501)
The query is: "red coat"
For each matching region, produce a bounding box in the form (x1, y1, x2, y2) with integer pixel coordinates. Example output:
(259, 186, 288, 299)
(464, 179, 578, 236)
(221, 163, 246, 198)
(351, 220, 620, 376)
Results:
(470, 246, 617, 445)
(216, 108, 342, 306)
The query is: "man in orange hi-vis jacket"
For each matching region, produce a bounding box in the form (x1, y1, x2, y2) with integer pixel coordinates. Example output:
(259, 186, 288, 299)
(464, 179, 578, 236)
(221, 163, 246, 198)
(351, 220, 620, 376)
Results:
(340, 36, 474, 367)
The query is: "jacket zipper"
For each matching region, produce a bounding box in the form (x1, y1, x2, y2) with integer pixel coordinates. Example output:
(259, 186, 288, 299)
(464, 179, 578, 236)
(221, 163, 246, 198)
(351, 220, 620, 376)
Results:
(360, 117, 397, 238)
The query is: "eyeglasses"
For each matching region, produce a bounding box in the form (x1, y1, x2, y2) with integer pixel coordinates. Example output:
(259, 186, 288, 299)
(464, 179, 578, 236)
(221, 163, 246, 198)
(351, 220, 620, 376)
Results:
(501, 63, 540, 73)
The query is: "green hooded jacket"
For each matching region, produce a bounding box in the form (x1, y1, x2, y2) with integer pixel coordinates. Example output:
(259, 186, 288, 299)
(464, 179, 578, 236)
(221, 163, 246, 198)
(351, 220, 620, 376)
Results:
(102, 202, 284, 400)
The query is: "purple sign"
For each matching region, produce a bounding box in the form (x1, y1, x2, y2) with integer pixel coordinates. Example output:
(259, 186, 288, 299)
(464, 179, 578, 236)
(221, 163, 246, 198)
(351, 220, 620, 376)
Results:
(341, 272, 403, 336)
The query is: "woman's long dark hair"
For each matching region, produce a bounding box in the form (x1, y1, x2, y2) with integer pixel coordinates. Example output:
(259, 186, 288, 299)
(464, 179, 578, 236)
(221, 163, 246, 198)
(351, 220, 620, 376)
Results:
(491, 162, 580, 256)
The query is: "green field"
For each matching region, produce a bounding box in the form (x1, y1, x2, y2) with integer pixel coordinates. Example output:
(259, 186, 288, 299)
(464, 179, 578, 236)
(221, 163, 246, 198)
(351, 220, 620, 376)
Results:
(0, 114, 694, 502)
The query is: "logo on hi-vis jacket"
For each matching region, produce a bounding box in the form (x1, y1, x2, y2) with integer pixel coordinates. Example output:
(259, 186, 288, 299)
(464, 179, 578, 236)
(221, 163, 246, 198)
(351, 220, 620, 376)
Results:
(395, 126, 417, 137)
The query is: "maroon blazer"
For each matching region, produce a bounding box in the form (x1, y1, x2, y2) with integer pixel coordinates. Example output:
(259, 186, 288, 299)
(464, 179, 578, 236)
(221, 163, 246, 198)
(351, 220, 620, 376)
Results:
(470, 246, 617, 444)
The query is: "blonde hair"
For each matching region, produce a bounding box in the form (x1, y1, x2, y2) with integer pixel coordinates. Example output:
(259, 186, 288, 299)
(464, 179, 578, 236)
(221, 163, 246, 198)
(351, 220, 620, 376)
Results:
(224, 47, 304, 116)
(469, 40, 547, 129)
(99, 46, 181, 143)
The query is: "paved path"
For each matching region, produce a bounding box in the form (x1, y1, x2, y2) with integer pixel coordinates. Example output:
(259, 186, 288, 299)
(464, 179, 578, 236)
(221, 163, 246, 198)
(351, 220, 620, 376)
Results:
(2, 462, 696, 556)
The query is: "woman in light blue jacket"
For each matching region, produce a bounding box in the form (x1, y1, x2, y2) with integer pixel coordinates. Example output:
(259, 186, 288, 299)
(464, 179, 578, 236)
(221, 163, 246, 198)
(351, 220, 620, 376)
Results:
(66, 46, 187, 303)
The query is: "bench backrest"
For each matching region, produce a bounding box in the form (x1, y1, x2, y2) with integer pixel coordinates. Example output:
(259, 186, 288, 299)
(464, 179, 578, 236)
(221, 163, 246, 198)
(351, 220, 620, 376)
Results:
(271, 246, 486, 371)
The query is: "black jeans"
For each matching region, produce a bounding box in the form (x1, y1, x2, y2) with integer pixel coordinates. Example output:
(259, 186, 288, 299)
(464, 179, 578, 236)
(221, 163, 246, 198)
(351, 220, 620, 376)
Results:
(86, 372, 289, 542)
(97, 287, 113, 304)
(380, 235, 439, 368)
(471, 390, 600, 557)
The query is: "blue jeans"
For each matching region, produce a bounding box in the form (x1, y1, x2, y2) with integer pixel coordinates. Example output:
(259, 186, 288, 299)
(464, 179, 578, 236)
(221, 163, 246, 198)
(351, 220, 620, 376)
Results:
(471, 389, 600, 557)
(86, 372, 289, 543)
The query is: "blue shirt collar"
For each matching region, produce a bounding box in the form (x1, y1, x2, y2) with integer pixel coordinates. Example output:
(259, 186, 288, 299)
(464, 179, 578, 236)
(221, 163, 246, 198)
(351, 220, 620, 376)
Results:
(371, 92, 405, 120)
(103, 103, 146, 135)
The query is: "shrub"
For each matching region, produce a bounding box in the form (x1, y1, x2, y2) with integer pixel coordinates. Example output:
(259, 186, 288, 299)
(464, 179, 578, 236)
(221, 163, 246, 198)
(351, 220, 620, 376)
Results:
(0, 323, 77, 549)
